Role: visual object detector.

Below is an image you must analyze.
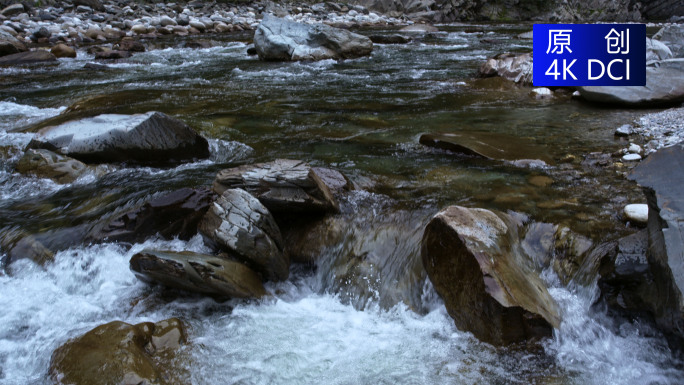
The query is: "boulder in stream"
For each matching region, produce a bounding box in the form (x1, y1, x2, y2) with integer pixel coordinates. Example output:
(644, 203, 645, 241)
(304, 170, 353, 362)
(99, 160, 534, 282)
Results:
(0, 28, 27, 57)
(49, 318, 187, 385)
(15, 149, 90, 183)
(421, 205, 562, 345)
(0, 50, 57, 66)
(198, 188, 289, 282)
(478, 52, 533, 86)
(213, 159, 348, 214)
(26, 111, 210, 165)
(254, 14, 373, 61)
(130, 250, 267, 298)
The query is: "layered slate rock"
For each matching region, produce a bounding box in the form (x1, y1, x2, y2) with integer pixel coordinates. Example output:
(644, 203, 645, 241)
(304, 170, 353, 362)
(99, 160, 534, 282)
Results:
(0, 28, 28, 57)
(87, 188, 214, 244)
(478, 52, 533, 85)
(419, 132, 553, 164)
(49, 318, 187, 385)
(26, 111, 209, 165)
(130, 250, 266, 298)
(0, 50, 57, 65)
(628, 142, 684, 337)
(421, 205, 561, 345)
(199, 188, 289, 281)
(653, 24, 684, 58)
(578, 59, 684, 107)
(213, 159, 346, 214)
(15, 149, 89, 184)
(254, 14, 373, 61)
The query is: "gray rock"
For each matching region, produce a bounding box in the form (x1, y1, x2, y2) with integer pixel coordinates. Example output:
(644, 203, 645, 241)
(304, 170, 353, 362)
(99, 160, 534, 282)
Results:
(653, 24, 684, 58)
(31, 27, 51, 41)
(160, 15, 177, 26)
(254, 14, 372, 61)
(26, 111, 210, 165)
(0, 4, 24, 17)
(15, 149, 89, 183)
(628, 142, 684, 338)
(75, 5, 93, 13)
(130, 250, 267, 298)
(0, 50, 57, 66)
(198, 188, 289, 282)
(478, 52, 533, 86)
(421, 205, 561, 345)
(647, 37, 673, 62)
(578, 59, 684, 106)
(73, 0, 105, 12)
(615, 124, 634, 137)
(624, 203, 649, 224)
(212, 159, 346, 214)
(0, 28, 27, 57)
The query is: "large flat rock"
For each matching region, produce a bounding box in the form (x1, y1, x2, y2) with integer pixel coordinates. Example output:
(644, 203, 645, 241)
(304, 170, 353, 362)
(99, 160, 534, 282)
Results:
(27, 111, 210, 164)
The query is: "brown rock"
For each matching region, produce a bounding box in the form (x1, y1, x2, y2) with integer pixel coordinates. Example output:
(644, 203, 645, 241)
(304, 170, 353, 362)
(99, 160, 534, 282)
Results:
(0, 50, 57, 66)
(50, 44, 77, 58)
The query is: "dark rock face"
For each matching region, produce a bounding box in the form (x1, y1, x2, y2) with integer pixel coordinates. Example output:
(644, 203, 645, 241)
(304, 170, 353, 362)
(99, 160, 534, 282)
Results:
(369, 34, 411, 44)
(628, 142, 684, 338)
(419, 132, 553, 164)
(578, 60, 684, 107)
(0, 50, 57, 65)
(421, 205, 561, 345)
(49, 318, 187, 385)
(117, 38, 146, 52)
(213, 159, 346, 215)
(199, 188, 289, 282)
(130, 250, 267, 298)
(26, 111, 210, 165)
(254, 14, 373, 61)
(73, 0, 105, 12)
(95, 49, 132, 60)
(641, 0, 684, 21)
(0, 28, 27, 57)
(87, 188, 214, 244)
(478, 52, 533, 85)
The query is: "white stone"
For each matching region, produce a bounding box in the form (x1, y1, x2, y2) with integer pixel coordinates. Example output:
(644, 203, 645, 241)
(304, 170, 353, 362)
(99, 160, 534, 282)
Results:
(628, 143, 643, 154)
(624, 204, 649, 224)
(622, 153, 642, 162)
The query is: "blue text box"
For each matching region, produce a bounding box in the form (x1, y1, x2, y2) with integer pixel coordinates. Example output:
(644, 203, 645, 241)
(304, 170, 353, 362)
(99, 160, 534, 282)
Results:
(533, 24, 646, 87)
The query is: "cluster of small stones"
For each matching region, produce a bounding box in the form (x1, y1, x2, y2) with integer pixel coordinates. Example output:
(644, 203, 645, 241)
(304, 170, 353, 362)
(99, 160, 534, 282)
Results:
(0, 1, 406, 49)
(635, 107, 684, 154)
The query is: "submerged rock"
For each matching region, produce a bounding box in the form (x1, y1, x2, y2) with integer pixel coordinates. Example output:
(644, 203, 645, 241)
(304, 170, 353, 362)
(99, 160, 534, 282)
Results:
(369, 34, 411, 44)
(0, 50, 57, 66)
(254, 14, 373, 61)
(26, 111, 210, 165)
(88, 188, 214, 244)
(578, 59, 684, 107)
(213, 159, 347, 214)
(130, 250, 266, 298)
(419, 132, 553, 164)
(628, 142, 684, 338)
(421, 206, 561, 345)
(478, 52, 533, 86)
(199, 188, 289, 282)
(49, 318, 187, 385)
(15, 149, 89, 183)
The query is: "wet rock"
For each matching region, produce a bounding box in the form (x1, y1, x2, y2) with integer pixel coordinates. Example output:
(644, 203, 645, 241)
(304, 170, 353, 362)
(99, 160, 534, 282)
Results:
(578, 59, 684, 107)
(622, 153, 642, 162)
(0, 28, 27, 57)
(478, 52, 533, 86)
(531, 87, 553, 100)
(0, 4, 24, 17)
(2, 232, 54, 266)
(419, 132, 553, 164)
(15, 149, 89, 183)
(0, 50, 57, 66)
(624, 203, 649, 225)
(628, 142, 684, 338)
(615, 124, 634, 137)
(50, 44, 76, 59)
(247, 46, 257, 55)
(653, 25, 684, 58)
(116, 38, 146, 52)
(647, 38, 673, 62)
(130, 250, 266, 298)
(49, 318, 187, 385)
(31, 27, 51, 41)
(95, 49, 132, 60)
(87, 188, 214, 244)
(399, 24, 438, 33)
(198, 188, 289, 282)
(369, 34, 411, 44)
(254, 14, 372, 61)
(26, 111, 210, 165)
(421, 205, 561, 345)
(280, 215, 346, 264)
(212, 159, 346, 214)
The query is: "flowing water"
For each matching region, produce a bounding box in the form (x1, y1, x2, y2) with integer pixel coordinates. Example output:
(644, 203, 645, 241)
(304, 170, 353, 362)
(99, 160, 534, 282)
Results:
(0, 24, 682, 384)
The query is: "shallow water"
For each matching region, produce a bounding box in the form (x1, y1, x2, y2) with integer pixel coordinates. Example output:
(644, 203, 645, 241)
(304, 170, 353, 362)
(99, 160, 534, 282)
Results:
(0, 24, 681, 384)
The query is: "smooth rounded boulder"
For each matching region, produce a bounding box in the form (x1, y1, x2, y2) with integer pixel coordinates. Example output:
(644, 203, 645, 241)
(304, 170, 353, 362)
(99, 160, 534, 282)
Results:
(199, 188, 289, 282)
(49, 318, 187, 385)
(421, 205, 561, 345)
(26, 111, 210, 165)
(130, 250, 267, 298)
(254, 14, 373, 61)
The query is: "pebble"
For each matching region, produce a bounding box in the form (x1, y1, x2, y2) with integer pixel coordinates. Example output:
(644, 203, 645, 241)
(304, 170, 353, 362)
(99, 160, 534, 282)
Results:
(623, 204, 649, 225)
(622, 153, 642, 162)
(628, 143, 642, 154)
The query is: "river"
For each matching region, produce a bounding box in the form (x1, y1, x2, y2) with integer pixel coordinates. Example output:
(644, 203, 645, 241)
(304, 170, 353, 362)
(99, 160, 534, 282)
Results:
(0, 24, 682, 384)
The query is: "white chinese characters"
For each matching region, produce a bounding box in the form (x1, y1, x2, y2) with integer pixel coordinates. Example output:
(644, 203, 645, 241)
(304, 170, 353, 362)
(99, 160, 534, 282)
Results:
(546, 29, 573, 54)
(605, 28, 629, 54)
